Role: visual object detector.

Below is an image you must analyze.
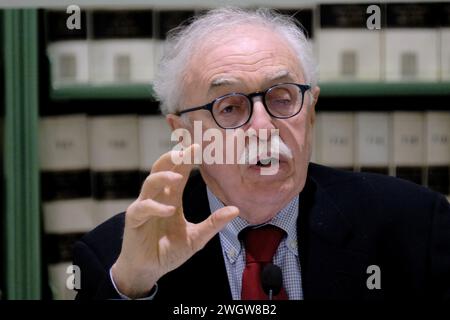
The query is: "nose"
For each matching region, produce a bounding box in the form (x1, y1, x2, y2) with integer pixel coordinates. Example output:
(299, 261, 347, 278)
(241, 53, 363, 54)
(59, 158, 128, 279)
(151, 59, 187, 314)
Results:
(246, 97, 276, 132)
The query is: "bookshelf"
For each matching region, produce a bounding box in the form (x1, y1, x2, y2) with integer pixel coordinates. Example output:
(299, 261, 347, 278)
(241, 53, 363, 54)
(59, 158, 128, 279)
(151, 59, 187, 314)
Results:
(319, 82, 450, 97)
(2, 0, 443, 9)
(2, 2, 450, 300)
(50, 84, 155, 100)
(50, 82, 450, 100)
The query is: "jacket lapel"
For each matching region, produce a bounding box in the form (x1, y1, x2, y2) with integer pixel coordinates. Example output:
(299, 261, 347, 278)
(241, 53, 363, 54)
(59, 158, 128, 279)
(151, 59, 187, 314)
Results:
(298, 164, 369, 300)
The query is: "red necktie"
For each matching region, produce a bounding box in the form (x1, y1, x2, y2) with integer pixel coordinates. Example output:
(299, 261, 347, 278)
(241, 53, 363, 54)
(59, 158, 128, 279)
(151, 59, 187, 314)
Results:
(241, 225, 288, 300)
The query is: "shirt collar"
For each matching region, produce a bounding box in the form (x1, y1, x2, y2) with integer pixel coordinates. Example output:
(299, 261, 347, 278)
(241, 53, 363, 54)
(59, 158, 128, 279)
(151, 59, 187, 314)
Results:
(206, 187, 299, 263)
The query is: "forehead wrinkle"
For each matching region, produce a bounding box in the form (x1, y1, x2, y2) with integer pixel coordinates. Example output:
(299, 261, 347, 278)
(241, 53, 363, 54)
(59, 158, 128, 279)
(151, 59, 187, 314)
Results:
(205, 54, 273, 85)
(205, 50, 277, 69)
(189, 35, 304, 102)
(205, 67, 295, 96)
(203, 58, 292, 88)
(208, 69, 292, 93)
(201, 48, 297, 81)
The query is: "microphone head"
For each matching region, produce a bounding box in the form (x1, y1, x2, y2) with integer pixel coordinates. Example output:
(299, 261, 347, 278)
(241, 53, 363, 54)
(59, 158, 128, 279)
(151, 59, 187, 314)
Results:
(261, 263, 283, 296)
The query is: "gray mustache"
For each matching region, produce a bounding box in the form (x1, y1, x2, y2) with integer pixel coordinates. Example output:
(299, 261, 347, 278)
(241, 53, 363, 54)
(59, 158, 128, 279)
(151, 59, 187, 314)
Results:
(238, 135, 293, 165)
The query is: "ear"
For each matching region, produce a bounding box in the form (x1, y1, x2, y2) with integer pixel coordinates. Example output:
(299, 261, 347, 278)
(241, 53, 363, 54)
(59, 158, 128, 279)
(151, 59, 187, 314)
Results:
(166, 113, 193, 149)
(309, 86, 320, 126)
(166, 113, 186, 131)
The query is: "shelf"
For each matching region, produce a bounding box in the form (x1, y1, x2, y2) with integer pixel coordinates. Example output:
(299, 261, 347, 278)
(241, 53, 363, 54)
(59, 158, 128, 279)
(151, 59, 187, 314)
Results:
(319, 82, 450, 97)
(50, 82, 450, 100)
(50, 84, 155, 100)
(5, 0, 440, 9)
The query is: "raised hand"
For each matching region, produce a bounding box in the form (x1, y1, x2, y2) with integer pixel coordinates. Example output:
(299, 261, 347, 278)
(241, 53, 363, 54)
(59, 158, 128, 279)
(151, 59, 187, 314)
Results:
(111, 144, 239, 298)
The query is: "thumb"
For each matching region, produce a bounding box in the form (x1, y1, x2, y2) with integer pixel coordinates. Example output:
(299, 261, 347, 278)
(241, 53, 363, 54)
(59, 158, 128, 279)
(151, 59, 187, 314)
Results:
(191, 206, 239, 251)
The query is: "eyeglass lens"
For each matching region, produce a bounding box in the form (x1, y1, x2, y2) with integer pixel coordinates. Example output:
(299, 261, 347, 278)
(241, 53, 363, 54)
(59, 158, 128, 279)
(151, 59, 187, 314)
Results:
(211, 83, 303, 128)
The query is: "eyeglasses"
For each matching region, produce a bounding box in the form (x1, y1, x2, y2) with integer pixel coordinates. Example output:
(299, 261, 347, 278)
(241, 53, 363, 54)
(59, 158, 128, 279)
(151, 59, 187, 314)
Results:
(175, 83, 311, 129)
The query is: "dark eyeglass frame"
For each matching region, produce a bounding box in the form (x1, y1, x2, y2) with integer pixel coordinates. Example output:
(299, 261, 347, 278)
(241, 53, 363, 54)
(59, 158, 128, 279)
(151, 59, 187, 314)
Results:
(175, 82, 311, 129)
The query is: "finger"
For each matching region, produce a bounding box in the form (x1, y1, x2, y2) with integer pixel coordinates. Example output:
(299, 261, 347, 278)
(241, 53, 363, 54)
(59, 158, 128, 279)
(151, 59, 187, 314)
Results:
(151, 144, 200, 175)
(150, 150, 177, 174)
(139, 171, 183, 200)
(169, 144, 201, 194)
(190, 206, 239, 251)
(126, 198, 177, 228)
(154, 144, 201, 206)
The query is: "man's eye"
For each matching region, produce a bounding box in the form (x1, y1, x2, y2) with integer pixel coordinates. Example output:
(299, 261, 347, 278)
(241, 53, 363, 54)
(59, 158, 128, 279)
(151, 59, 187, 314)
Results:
(221, 105, 237, 113)
(272, 99, 291, 106)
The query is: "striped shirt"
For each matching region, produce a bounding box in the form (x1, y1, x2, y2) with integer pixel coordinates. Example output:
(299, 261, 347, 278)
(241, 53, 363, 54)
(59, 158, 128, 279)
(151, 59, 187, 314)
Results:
(207, 187, 304, 300)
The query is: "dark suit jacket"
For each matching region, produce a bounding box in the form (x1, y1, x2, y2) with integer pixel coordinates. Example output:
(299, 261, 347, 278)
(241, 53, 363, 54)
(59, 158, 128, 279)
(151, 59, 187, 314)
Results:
(73, 163, 450, 300)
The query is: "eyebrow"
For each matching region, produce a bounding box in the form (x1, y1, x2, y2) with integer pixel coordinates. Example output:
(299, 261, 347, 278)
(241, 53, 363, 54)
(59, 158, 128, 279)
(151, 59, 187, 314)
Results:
(210, 77, 238, 88)
(208, 69, 293, 94)
(267, 69, 291, 82)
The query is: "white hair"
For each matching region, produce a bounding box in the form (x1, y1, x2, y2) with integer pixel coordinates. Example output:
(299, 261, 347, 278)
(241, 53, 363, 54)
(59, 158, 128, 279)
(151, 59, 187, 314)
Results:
(153, 7, 318, 115)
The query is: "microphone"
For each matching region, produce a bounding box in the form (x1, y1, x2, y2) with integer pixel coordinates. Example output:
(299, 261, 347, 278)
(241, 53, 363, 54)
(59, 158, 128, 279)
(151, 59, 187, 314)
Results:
(261, 263, 283, 300)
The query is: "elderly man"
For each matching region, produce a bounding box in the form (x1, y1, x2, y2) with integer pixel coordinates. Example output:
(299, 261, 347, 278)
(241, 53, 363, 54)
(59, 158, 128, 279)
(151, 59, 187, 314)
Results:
(74, 8, 450, 300)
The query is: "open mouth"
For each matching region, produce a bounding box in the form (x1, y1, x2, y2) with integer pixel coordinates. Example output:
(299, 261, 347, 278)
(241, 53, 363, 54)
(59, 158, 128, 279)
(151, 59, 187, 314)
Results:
(246, 155, 288, 176)
(254, 157, 281, 168)
(256, 158, 274, 167)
